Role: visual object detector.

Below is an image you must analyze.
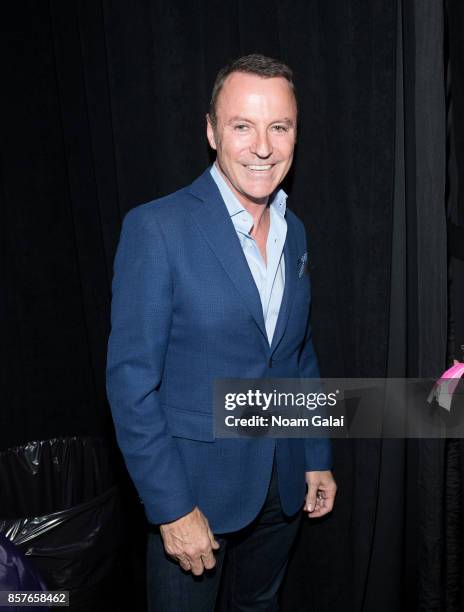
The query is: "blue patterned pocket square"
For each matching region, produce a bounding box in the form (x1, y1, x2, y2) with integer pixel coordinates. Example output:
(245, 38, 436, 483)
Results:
(297, 252, 308, 278)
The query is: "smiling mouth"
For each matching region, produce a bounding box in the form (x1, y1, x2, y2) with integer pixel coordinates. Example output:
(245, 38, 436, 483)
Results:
(245, 164, 274, 172)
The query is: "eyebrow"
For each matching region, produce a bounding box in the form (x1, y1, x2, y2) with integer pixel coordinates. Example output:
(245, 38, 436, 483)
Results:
(227, 116, 295, 127)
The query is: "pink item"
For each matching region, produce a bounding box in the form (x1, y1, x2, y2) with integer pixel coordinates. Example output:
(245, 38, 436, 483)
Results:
(428, 362, 464, 411)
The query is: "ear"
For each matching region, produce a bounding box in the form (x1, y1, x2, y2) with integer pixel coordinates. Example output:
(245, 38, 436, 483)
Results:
(206, 114, 217, 150)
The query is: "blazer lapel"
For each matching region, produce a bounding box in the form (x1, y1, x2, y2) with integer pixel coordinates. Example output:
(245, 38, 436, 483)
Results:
(188, 170, 268, 341)
(270, 225, 298, 354)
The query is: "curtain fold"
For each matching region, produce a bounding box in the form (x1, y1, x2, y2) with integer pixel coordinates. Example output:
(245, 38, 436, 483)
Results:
(444, 1, 464, 611)
(388, 2, 448, 611)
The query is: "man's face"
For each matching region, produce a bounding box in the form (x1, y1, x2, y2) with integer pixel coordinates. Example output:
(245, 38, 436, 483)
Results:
(207, 72, 297, 208)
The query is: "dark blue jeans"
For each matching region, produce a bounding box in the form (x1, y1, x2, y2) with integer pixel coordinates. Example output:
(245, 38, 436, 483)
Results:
(146, 459, 301, 611)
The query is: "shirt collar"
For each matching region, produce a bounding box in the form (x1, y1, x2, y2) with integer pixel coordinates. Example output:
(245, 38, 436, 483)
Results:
(210, 163, 287, 221)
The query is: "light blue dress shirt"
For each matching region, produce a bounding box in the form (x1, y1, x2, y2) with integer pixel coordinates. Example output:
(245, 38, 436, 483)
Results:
(210, 163, 287, 345)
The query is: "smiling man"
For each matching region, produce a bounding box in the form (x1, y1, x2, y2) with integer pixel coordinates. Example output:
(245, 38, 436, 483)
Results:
(107, 54, 336, 611)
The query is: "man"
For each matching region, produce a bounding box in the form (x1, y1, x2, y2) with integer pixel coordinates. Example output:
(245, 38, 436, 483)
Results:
(107, 54, 337, 611)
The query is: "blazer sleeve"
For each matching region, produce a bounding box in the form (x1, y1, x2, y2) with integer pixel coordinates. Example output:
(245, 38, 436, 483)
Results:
(298, 230, 333, 472)
(106, 207, 196, 524)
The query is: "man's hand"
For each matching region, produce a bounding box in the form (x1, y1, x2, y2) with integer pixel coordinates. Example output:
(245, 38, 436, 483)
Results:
(159, 506, 220, 575)
(304, 470, 337, 518)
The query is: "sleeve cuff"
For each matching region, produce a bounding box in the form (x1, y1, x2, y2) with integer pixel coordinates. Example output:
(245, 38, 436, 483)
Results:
(304, 438, 333, 472)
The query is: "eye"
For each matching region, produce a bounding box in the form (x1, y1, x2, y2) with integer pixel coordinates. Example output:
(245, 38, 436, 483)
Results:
(272, 124, 289, 133)
(234, 124, 249, 132)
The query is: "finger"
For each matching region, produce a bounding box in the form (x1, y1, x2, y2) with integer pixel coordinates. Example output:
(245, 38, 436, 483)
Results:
(201, 550, 217, 571)
(305, 483, 318, 512)
(323, 493, 336, 513)
(177, 556, 191, 572)
(307, 507, 329, 518)
(307, 498, 328, 518)
(307, 494, 335, 518)
(189, 557, 205, 576)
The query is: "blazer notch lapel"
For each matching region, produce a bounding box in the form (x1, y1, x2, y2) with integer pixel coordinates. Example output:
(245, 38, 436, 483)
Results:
(270, 228, 298, 354)
(188, 172, 267, 341)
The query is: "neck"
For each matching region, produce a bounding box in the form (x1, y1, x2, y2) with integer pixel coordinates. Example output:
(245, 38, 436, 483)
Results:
(244, 199, 269, 233)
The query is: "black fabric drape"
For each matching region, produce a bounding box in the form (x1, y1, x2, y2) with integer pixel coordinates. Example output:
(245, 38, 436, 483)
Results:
(0, 2, 456, 611)
(444, 1, 464, 611)
(280, 2, 397, 611)
(446, 1, 464, 361)
(386, 2, 448, 612)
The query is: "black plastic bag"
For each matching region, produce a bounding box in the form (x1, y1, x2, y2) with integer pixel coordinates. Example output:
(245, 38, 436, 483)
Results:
(0, 437, 121, 610)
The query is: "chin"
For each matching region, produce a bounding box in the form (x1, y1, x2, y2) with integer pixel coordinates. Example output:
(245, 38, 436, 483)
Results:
(243, 190, 275, 204)
(247, 184, 278, 199)
(240, 178, 277, 195)
(252, 189, 274, 199)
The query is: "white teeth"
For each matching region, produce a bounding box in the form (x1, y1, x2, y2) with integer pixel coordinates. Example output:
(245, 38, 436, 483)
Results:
(247, 165, 272, 171)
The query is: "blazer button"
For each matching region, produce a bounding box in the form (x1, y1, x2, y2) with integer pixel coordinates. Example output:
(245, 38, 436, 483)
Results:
(268, 358, 273, 368)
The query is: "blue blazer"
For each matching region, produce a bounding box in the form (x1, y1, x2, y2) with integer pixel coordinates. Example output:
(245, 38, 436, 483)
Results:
(106, 168, 331, 534)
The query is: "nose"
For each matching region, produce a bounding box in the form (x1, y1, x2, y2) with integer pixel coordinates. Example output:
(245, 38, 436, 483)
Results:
(250, 128, 273, 158)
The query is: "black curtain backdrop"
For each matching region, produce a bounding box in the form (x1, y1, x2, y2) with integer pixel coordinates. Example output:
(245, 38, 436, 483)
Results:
(1, 1, 460, 611)
(444, 2, 464, 612)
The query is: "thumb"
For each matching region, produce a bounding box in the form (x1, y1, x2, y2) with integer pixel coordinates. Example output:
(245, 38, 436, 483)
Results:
(305, 482, 318, 512)
(208, 527, 220, 550)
